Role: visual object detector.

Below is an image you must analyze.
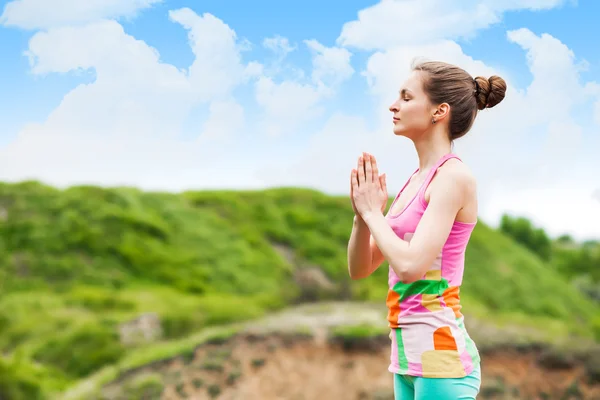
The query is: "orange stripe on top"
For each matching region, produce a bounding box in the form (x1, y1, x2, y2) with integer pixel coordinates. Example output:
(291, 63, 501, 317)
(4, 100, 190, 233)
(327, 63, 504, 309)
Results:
(386, 289, 401, 327)
(442, 286, 462, 318)
(433, 326, 458, 351)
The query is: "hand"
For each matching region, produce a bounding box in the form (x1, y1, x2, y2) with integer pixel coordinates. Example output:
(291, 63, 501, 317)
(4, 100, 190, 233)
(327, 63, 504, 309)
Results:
(351, 152, 388, 220)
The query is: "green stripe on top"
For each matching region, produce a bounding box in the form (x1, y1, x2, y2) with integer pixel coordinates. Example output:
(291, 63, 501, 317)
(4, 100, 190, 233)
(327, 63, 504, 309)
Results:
(395, 329, 409, 371)
(392, 278, 450, 301)
(458, 318, 480, 364)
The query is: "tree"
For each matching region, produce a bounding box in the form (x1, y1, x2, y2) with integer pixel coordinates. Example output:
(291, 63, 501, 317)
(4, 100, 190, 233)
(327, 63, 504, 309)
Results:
(500, 214, 552, 261)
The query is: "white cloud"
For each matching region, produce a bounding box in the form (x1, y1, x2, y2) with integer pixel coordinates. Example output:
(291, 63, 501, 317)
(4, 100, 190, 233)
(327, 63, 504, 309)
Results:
(265, 40, 494, 195)
(0, 7, 350, 190)
(0, 0, 161, 30)
(506, 28, 586, 122)
(275, 27, 600, 240)
(304, 39, 354, 86)
(254, 76, 327, 137)
(502, 28, 599, 185)
(2, 1, 599, 241)
(17, 10, 258, 141)
(357, 28, 597, 190)
(484, 180, 600, 241)
(0, 8, 260, 187)
(356, 40, 521, 189)
(198, 100, 245, 142)
(252, 39, 354, 137)
(593, 188, 600, 203)
(259, 35, 301, 79)
(584, 82, 600, 126)
(337, 0, 567, 50)
(21, 8, 257, 140)
(362, 40, 498, 99)
(263, 35, 296, 58)
(23, 20, 192, 139)
(259, 112, 381, 191)
(1, 124, 264, 191)
(168, 8, 262, 103)
(594, 102, 600, 127)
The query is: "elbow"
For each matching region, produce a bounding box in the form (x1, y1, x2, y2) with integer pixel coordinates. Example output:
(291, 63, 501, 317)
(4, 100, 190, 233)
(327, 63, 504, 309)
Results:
(399, 273, 420, 284)
(391, 259, 422, 284)
(350, 273, 368, 280)
(348, 262, 372, 280)
(348, 268, 369, 280)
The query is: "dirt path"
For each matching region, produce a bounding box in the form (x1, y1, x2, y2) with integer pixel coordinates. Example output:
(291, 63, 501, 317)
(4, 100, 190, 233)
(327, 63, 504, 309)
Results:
(93, 301, 600, 400)
(244, 302, 388, 332)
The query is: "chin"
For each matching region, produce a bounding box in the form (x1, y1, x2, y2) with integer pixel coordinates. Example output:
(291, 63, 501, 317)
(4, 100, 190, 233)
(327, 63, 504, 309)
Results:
(392, 127, 408, 137)
(393, 124, 421, 140)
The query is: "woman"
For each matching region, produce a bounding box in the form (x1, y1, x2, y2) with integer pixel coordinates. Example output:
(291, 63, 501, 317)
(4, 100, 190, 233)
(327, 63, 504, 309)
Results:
(347, 60, 506, 400)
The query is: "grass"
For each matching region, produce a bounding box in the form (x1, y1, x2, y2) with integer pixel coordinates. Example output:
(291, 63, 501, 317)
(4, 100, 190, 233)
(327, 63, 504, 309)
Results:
(330, 323, 389, 339)
(0, 180, 598, 398)
(60, 325, 242, 400)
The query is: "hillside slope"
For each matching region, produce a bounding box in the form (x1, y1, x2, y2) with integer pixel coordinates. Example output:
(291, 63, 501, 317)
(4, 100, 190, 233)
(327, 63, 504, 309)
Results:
(0, 181, 598, 399)
(82, 303, 600, 400)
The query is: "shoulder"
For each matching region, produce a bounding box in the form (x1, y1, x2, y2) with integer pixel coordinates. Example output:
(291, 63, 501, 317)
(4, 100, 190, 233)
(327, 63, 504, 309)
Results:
(426, 158, 477, 204)
(437, 158, 476, 191)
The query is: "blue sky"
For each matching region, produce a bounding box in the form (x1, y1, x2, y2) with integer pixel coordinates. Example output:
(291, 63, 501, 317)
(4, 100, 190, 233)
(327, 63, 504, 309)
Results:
(1, 0, 598, 134)
(3, 0, 599, 142)
(1, 0, 599, 240)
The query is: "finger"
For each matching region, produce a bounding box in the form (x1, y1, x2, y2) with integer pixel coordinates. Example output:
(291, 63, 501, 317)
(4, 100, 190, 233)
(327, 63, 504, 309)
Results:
(371, 155, 379, 183)
(363, 151, 371, 179)
(359, 151, 367, 177)
(364, 154, 373, 183)
(357, 156, 365, 184)
(380, 173, 387, 194)
(351, 169, 359, 190)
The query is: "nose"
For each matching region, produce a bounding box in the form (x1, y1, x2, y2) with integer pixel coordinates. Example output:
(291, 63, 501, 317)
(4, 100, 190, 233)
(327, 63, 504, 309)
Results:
(389, 99, 400, 113)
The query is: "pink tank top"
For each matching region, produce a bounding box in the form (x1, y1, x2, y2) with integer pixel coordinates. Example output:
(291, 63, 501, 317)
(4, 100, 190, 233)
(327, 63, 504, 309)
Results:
(385, 153, 481, 378)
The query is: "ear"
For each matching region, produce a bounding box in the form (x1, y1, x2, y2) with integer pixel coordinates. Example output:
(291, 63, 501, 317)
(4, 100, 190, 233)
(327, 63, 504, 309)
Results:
(432, 103, 450, 122)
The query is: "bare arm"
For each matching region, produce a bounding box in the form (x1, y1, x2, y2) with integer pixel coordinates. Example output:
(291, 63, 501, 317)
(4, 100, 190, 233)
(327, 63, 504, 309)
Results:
(346, 153, 387, 280)
(347, 216, 386, 280)
(361, 167, 472, 283)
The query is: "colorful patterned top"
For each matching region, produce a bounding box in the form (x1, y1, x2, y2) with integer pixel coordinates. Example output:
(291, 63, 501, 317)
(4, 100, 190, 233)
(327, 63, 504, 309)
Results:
(385, 153, 480, 378)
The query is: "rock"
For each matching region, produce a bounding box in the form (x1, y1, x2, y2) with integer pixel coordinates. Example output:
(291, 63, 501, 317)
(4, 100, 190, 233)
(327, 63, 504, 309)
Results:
(272, 242, 337, 302)
(118, 313, 162, 346)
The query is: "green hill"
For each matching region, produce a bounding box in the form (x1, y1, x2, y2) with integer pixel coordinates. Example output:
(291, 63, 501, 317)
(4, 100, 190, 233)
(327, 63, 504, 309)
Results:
(0, 181, 598, 399)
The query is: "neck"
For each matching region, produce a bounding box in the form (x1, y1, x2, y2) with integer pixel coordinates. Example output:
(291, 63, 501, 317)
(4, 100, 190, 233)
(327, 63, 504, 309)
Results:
(413, 128, 452, 173)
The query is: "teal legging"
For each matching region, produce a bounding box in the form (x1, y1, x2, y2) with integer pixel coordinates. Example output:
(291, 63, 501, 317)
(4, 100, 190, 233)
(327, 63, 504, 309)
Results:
(393, 363, 481, 400)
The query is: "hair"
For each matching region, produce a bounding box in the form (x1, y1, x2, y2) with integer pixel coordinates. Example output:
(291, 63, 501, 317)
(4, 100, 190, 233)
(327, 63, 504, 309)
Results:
(411, 59, 507, 140)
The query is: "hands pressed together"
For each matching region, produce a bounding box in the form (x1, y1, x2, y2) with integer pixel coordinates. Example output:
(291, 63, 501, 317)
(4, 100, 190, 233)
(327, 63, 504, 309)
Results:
(350, 152, 388, 221)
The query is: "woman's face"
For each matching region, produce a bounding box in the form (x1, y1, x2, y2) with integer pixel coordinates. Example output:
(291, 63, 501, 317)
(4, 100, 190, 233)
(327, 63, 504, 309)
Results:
(388, 71, 435, 140)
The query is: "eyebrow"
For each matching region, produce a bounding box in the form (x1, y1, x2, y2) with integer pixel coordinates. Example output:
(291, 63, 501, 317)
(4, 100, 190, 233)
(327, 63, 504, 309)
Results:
(400, 88, 412, 96)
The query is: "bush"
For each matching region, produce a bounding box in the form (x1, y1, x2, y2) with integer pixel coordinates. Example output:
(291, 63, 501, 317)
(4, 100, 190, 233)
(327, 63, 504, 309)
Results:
(0, 359, 43, 400)
(32, 323, 125, 378)
(1, 182, 599, 397)
(66, 286, 135, 311)
(160, 294, 268, 339)
(161, 312, 202, 339)
(500, 214, 552, 261)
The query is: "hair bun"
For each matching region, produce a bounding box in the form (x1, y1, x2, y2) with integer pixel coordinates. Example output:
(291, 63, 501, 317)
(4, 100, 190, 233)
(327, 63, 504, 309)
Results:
(474, 75, 507, 110)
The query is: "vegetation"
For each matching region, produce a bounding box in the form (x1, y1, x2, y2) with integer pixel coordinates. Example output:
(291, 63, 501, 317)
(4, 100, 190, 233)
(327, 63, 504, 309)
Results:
(500, 214, 600, 302)
(0, 181, 598, 399)
(499, 214, 553, 261)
